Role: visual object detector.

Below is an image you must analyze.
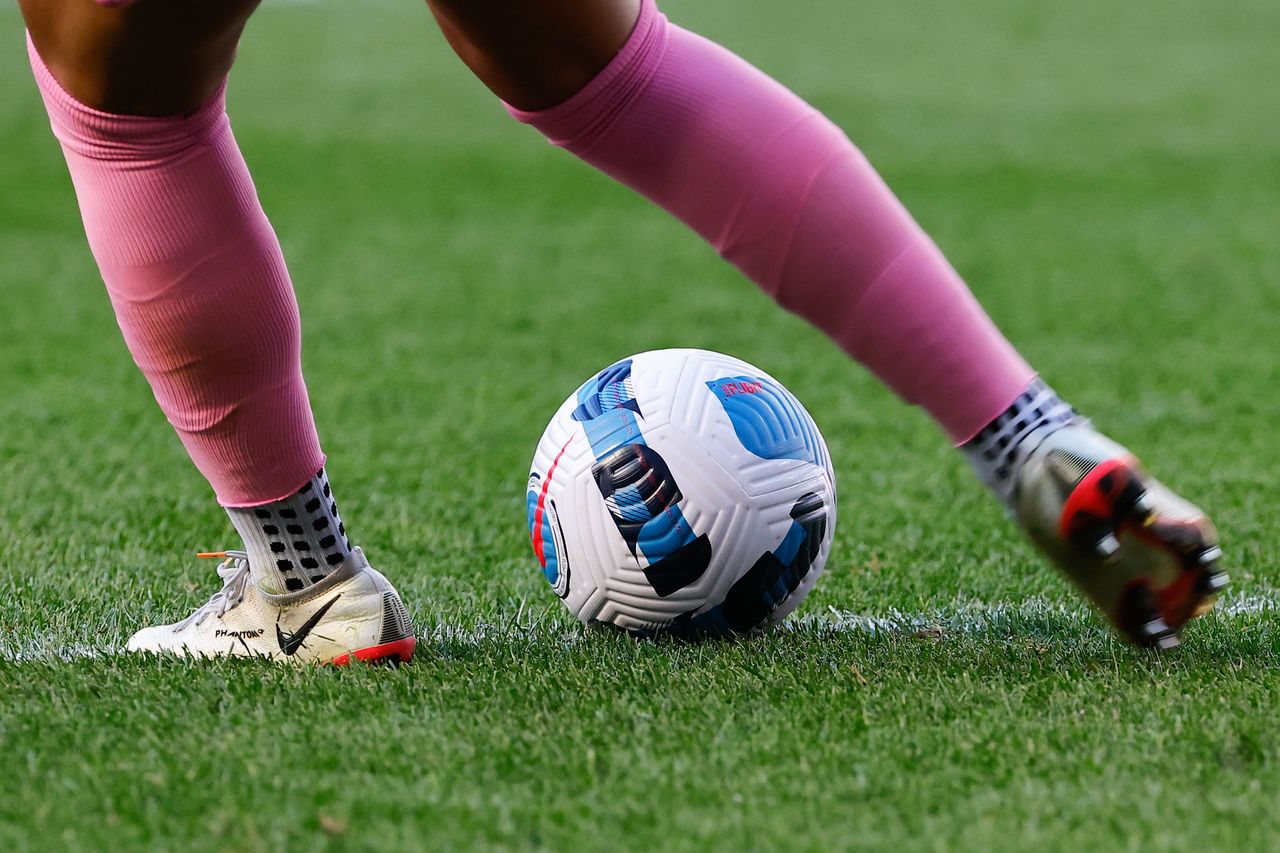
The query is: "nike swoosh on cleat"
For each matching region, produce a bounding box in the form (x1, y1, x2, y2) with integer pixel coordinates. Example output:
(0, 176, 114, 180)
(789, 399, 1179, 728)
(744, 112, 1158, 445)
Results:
(276, 594, 342, 657)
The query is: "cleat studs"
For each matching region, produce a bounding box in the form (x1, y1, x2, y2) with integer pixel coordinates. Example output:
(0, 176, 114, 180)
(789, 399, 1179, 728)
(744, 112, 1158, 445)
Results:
(1131, 491, 1155, 520)
(1095, 533, 1121, 559)
(1202, 571, 1230, 592)
(1199, 546, 1224, 564)
(1141, 617, 1179, 650)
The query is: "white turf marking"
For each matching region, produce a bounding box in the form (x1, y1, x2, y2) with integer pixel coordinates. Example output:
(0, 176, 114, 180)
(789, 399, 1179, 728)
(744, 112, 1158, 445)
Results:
(3, 593, 1276, 662)
(805, 592, 1280, 638)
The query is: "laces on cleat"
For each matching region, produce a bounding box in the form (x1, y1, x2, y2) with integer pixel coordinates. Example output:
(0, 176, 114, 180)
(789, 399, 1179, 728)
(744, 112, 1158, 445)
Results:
(174, 550, 252, 631)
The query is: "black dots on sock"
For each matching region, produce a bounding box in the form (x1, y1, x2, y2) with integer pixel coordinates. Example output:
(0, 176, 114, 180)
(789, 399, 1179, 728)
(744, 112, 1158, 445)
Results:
(238, 469, 352, 591)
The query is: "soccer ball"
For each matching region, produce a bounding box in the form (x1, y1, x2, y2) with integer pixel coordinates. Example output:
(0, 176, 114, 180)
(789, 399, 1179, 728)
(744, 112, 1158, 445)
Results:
(526, 349, 836, 637)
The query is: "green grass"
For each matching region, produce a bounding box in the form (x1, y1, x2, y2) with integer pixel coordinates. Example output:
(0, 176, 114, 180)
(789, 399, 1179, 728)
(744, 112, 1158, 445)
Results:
(2, 0, 1278, 849)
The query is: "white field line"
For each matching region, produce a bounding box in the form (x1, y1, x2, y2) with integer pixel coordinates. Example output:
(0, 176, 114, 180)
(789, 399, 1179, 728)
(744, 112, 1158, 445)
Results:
(805, 592, 1280, 638)
(2, 593, 1277, 663)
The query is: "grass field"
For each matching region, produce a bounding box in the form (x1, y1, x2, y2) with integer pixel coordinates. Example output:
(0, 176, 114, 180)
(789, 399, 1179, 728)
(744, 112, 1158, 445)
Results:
(2, 0, 1279, 849)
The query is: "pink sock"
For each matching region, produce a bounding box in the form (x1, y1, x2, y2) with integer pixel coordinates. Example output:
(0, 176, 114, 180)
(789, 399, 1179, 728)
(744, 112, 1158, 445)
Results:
(510, 0, 1036, 443)
(28, 35, 324, 506)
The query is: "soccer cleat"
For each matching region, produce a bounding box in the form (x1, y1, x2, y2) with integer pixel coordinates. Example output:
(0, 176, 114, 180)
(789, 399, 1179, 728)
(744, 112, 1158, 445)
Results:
(1013, 425, 1227, 648)
(126, 547, 415, 664)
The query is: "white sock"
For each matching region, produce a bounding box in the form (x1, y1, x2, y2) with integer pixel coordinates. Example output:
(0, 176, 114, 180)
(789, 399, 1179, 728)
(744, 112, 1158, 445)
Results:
(962, 379, 1079, 506)
(226, 467, 353, 594)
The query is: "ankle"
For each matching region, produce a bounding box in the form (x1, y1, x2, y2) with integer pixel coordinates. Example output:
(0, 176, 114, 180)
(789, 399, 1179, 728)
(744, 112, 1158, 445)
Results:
(962, 379, 1080, 506)
(226, 467, 352, 594)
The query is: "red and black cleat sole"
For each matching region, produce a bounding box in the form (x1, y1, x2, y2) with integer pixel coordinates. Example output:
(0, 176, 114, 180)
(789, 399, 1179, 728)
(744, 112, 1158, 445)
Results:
(1058, 458, 1228, 648)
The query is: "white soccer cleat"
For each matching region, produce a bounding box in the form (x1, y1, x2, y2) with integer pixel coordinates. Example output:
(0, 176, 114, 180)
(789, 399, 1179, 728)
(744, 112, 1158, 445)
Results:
(126, 547, 416, 664)
(1013, 424, 1227, 648)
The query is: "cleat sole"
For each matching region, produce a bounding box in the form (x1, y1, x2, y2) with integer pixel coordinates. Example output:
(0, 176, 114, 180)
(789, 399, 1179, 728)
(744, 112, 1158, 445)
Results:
(1057, 457, 1225, 648)
(331, 635, 417, 666)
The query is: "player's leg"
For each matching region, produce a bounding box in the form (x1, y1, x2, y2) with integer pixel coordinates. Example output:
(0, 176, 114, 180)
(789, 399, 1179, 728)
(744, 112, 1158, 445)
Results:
(427, 0, 1225, 646)
(21, 0, 414, 662)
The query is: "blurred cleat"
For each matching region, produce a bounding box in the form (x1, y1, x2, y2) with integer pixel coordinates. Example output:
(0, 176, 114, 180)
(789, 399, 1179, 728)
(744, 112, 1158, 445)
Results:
(1012, 424, 1226, 648)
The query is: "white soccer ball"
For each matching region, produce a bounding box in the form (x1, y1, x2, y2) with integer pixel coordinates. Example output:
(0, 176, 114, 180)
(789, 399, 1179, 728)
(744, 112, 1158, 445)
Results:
(526, 349, 836, 637)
